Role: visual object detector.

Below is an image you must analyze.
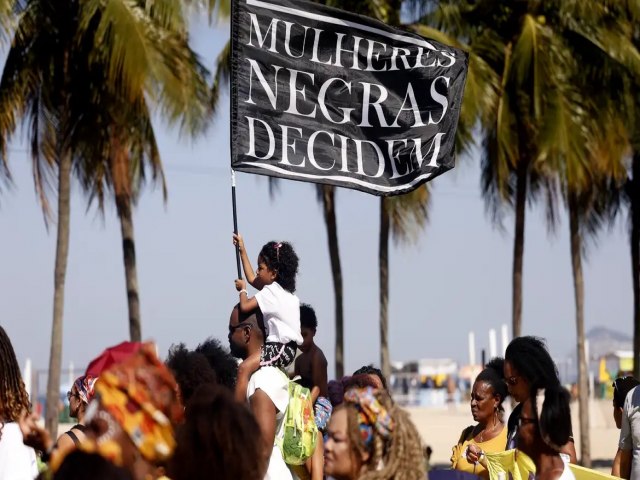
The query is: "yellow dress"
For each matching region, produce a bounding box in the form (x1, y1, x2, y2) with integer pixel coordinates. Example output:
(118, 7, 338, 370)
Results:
(451, 425, 508, 480)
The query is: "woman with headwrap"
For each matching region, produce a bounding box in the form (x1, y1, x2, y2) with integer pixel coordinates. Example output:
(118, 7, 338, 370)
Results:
(53, 343, 183, 480)
(56, 375, 98, 451)
(324, 386, 425, 480)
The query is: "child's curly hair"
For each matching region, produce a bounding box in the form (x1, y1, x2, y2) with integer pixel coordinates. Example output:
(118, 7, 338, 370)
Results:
(259, 241, 299, 293)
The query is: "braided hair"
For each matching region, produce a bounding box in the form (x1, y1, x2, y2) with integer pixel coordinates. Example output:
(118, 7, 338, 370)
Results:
(259, 241, 299, 293)
(0, 326, 30, 436)
(342, 389, 425, 480)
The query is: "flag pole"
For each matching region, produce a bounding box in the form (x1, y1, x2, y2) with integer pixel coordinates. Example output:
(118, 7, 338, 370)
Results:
(231, 169, 242, 279)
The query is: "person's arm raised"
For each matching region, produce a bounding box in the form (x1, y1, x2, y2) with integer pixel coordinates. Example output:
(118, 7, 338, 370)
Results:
(250, 389, 278, 468)
(233, 233, 257, 286)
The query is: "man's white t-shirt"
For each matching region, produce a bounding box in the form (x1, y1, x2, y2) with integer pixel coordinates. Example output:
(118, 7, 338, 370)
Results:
(255, 283, 303, 345)
(0, 422, 38, 480)
(620, 386, 640, 480)
(247, 367, 293, 480)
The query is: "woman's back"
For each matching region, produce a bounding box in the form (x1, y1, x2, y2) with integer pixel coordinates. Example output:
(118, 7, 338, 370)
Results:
(0, 422, 38, 480)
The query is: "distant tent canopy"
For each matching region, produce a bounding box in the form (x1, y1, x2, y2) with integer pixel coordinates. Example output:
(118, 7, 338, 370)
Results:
(600, 350, 633, 379)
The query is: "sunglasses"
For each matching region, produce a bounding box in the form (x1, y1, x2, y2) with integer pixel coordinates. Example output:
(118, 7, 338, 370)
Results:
(66, 391, 80, 401)
(228, 322, 253, 334)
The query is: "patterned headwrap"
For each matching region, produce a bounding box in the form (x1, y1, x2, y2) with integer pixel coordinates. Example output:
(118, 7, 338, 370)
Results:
(73, 375, 98, 404)
(94, 342, 183, 463)
(314, 396, 333, 431)
(343, 387, 394, 448)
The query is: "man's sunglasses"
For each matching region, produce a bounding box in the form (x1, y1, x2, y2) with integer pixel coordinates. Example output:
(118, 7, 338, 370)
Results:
(229, 322, 253, 334)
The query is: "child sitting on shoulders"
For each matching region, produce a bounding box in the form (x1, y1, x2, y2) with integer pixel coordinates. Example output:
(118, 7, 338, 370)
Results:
(233, 233, 303, 372)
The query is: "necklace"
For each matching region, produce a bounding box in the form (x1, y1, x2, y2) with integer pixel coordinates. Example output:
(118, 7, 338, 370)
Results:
(477, 420, 501, 443)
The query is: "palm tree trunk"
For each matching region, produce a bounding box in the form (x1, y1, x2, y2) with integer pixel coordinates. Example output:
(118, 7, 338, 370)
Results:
(321, 185, 344, 377)
(45, 150, 72, 436)
(379, 197, 390, 381)
(632, 152, 640, 380)
(512, 160, 528, 338)
(569, 193, 590, 467)
(116, 195, 142, 342)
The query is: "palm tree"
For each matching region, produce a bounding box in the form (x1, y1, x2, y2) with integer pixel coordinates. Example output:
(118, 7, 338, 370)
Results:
(0, 0, 210, 435)
(72, 18, 211, 342)
(628, 150, 640, 379)
(378, 17, 498, 381)
(618, 8, 640, 380)
(420, 1, 556, 341)
(545, 3, 637, 466)
(319, 184, 346, 378)
(420, 0, 639, 465)
(379, 187, 430, 378)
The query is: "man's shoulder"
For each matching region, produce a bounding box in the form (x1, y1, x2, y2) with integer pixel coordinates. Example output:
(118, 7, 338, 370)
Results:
(626, 386, 640, 411)
(249, 367, 289, 412)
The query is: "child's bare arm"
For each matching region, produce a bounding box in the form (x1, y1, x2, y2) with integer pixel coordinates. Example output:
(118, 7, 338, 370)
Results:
(233, 233, 257, 285)
(235, 279, 259, 312)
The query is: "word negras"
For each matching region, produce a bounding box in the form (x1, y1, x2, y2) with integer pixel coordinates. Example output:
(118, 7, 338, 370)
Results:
(237, 10, 462, 180)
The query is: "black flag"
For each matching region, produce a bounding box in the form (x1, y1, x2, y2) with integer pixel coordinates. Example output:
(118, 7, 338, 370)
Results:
(230, 0, 468, 196)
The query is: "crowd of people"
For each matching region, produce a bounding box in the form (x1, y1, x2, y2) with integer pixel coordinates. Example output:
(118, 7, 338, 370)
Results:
(0, 235, 636, 480)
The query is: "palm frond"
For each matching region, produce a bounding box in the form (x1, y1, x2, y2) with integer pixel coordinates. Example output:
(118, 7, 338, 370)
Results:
(386, 184, 430, 245)
(80, 0, 160, 101)
(211, 39, 231, 116)
(153, 34, 213, 136)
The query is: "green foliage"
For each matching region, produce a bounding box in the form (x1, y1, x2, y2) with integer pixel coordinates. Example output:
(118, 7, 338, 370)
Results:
(0, 0, 212, 216)
(420, 0, 637, 236)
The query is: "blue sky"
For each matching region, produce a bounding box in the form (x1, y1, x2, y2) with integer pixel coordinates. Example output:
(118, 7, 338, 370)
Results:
(0, 17, 632, 386)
